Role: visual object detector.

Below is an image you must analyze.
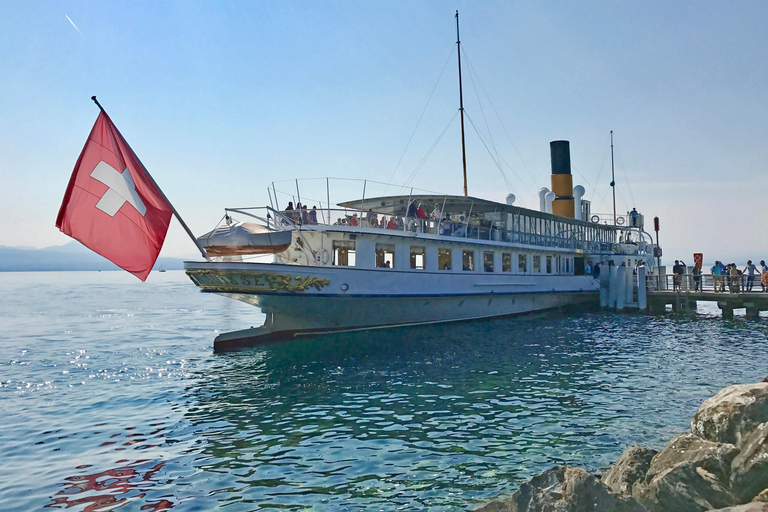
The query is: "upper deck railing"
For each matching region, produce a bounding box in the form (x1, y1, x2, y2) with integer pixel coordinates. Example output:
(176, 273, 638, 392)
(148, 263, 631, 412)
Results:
(223, 204, 654, 257)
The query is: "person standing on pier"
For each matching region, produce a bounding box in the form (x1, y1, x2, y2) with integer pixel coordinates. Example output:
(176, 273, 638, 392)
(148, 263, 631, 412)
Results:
(711, 261, 724, 292)
(743, 260, 759, 292)
(672, 260, 684, 292)
(760, 260, 768, 292)
(692, 265, 701, 292)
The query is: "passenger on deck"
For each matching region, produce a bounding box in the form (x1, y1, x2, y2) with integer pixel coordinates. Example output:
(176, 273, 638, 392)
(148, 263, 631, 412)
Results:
(366, 209, 378, 227)
(406, 201, 417, 218)
(309, 206, 318, 224)
(386, 217, 397, 230)
(439, 215, 453, 236)
(416, 203, 427, 219)
(394, 216, 404, 230)
(349, 213, 359, 226)
(379, 216, 388, 228)
(431, 204, 441, 220)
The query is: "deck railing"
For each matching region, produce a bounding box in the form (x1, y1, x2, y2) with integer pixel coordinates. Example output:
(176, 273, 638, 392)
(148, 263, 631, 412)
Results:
(225, 206, 641, 254)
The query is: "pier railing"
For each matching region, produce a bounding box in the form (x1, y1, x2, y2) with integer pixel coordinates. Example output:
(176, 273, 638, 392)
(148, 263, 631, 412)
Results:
(646, 272, 767, 293)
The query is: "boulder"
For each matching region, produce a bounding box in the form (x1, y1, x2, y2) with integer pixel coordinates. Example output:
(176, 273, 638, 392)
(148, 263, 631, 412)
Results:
(730, 422, 768, 503)
(705, 504, 768, 512)
(633, 462, 738, 512)
(475, 465, 646, 512)
(644, 432, 739, 483)
(754, 489, 768, 502)
(691, 383, 768, 448)
(602, 445, 658, 495)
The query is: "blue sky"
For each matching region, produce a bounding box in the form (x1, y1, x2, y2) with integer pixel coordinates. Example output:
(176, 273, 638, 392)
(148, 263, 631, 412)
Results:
(2, 1, 767, 264)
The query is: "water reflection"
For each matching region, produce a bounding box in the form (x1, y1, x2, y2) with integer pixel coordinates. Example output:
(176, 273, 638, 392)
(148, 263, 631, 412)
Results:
(48, 461, 172, 511)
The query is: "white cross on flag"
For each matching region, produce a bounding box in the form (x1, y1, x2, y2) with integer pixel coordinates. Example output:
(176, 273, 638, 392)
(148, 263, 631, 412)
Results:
(56, 110, 173, 281)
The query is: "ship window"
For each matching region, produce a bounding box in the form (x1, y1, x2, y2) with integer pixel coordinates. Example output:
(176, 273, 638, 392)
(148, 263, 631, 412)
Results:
(410, 246, 426, 270)
(546, 256, 553, 274)
(375, 243, 395, 268)
(533, 255, 541, 273)
(483, 252, 494, 272)
(438, 248, 451, 270)
(566, 258, 571, 273)
(502, 252, 512, 272)
(519, 254, 527, 273)
(462, 250, 474, 271)
(333, 240, 356, 266)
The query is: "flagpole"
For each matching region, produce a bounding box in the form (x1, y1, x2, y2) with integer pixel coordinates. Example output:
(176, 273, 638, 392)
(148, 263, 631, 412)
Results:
(91, 96, 211, 262)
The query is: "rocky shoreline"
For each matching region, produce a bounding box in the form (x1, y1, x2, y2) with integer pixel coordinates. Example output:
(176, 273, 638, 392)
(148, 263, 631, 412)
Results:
(476, 377, 768, 512)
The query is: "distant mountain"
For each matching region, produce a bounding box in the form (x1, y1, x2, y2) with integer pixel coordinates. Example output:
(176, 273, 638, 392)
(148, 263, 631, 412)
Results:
(0, 241, 187, 272)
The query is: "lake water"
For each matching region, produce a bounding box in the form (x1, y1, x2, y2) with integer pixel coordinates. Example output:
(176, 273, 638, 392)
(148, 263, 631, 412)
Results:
(2, 271, 767, 511)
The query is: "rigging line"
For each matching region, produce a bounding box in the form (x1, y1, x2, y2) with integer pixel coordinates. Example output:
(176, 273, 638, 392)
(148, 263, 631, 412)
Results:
(464, 112, 527, 206)
(460, 47, 539, 189)
(462, 47, 502, 175)
(591, 142, 610, 202)
(399, 111, 460, 193)
(385, 45, 457, 193)
(614, 143, 636, 208)
(571, 163, 596, 195)
(463, 112, 531, 209)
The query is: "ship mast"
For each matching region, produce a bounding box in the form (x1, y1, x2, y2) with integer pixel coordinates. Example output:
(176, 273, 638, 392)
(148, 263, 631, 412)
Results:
(456, 10, 468, 197)
(610, 130, 616, 225)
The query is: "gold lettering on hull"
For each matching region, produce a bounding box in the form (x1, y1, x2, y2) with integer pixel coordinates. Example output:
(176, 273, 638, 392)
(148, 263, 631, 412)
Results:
(186, 270, 330, 293)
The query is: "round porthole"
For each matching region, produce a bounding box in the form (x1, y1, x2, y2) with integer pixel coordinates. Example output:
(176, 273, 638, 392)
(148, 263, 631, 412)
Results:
(340, 283, 349, 292)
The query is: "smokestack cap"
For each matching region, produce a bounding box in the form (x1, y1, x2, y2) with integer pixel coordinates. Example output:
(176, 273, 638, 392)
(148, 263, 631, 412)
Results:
(550, 140, 572, 175)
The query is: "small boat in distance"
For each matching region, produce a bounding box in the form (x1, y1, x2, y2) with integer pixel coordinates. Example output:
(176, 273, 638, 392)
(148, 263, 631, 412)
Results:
(183, 14, 659, 351)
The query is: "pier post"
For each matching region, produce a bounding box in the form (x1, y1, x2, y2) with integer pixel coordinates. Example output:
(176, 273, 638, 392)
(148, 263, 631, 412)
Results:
(608, 264, 618, 308)
(745, 303, 758, 319)
(599, 267, 609, 307)
(617, 265, 626, 310)
(718, 302, 734, 319)
(625, 263, 633, 304)
(638, 266, 647, 310)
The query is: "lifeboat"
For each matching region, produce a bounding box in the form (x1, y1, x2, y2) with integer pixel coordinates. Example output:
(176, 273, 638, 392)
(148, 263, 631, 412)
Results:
(197, 222, 292, 256)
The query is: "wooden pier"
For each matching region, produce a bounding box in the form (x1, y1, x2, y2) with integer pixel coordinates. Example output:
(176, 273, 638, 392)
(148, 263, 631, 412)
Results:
(644, 273, 768, 318)
(646, 290, 768, 318)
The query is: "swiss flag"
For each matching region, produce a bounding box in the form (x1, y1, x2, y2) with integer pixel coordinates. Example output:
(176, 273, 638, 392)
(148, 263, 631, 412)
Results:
(56, 110, 173, 281)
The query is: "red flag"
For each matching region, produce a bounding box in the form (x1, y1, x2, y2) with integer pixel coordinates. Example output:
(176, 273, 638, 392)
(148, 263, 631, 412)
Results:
(56, 110, 173, 281)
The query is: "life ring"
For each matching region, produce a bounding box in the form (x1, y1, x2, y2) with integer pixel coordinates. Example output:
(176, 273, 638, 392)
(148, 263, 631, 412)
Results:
(313, 249, 330, 265)
(590, 215, 600, 223)
(616, 216, 625, 225)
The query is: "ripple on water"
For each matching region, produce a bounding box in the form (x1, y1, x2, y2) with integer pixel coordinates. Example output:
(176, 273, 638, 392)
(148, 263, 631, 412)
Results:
(1, 272, 767, 511)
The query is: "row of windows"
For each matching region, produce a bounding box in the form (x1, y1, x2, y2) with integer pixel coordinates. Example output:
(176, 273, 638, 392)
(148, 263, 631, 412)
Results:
(331, 240, 571, 274)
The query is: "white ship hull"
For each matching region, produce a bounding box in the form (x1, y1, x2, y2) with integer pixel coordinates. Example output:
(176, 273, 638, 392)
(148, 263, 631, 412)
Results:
(185, 261, 600, 350)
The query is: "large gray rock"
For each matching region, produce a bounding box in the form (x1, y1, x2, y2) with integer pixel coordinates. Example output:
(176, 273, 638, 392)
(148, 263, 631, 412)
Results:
(706, 504, 768, 512)
(644, 432, 739, 484)
(633, 462, 738, 512)
(691, 383, 768, 448)
(632, 432, 740, 512)
(754, 489, 768, 502)
(475, 465, 646, 512)
(730, 422, 768, 503)
(602, 445, 658, 495)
